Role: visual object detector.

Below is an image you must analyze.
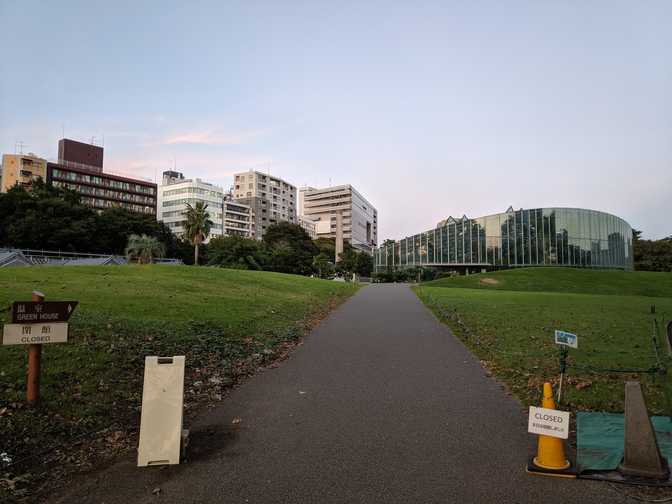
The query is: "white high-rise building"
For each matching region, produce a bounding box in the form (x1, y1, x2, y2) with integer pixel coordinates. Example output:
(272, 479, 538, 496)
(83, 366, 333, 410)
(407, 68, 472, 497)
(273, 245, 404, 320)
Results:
(157, 171, 225, 242)
(300, 185, 378, 253)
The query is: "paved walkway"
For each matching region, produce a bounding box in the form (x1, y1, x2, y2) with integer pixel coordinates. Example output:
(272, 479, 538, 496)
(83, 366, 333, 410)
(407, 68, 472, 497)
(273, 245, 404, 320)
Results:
(53, 284, 632, 503)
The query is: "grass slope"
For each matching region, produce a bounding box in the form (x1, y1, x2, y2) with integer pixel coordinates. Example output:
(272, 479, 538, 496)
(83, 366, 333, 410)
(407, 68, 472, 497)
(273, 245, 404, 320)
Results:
(415, 268, 672, 414)
(0, 265, 358, 499)
(423, 267, 672, 298)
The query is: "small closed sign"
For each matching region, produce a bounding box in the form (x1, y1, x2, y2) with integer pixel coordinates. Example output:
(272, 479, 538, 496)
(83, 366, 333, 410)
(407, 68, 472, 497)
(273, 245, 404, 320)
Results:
(528, 406, 570, 439)
(3, 323, 69, 345)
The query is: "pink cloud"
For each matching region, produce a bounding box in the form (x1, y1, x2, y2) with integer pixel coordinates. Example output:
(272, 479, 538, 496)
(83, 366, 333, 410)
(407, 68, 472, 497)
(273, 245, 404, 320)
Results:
(103, 152, 276, 185)
(162, 128, 269, 146)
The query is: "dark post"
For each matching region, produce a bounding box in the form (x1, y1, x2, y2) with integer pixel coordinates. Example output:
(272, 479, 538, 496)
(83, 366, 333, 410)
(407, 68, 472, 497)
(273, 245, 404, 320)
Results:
(27, 290, 44, 404)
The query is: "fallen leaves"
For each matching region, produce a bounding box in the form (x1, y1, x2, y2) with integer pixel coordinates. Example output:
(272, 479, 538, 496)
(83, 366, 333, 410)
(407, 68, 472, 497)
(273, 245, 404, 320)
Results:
(575, 380, 593, 391)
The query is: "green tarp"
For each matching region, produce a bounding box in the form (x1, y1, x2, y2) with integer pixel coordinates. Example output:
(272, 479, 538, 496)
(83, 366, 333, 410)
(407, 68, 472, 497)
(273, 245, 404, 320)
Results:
(577, 412, 672, 471)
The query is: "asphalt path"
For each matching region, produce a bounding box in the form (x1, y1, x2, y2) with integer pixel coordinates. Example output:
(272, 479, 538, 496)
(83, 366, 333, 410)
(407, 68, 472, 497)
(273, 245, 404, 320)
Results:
(52, 283, 632, 503)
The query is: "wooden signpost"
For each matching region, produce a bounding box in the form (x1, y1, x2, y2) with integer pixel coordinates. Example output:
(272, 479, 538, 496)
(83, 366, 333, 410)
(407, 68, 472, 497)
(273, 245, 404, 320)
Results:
(2, 291, 78, 404)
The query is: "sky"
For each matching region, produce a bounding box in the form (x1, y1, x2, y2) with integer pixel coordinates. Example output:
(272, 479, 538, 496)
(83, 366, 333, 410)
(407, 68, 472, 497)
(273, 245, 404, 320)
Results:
(1, 1, 670, 240)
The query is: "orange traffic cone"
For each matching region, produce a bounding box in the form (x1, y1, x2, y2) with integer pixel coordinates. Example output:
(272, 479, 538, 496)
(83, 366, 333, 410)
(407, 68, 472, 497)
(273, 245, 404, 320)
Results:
(527, 382, 576, 478)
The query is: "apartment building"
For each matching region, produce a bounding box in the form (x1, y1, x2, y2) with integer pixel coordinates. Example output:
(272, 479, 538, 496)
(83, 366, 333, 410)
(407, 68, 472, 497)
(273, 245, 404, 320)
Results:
(1, 153, 48, 192)
(223, 195, 253, 238)
(45, 138, 156, 214)
(300, 185, 378, 253)
(233, 170, 297, 239)
(157, 171, 225, 242)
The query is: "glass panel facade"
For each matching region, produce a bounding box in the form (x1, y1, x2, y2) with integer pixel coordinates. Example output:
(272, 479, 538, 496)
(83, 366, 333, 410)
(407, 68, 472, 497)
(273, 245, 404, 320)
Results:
(441, 226, 448, 263)
(455, 222, 463, 263)
(374, 208, 634, 273)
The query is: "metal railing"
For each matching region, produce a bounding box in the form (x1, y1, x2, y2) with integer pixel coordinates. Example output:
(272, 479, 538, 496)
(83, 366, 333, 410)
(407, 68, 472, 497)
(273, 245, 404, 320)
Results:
(0, 248, 182, 265)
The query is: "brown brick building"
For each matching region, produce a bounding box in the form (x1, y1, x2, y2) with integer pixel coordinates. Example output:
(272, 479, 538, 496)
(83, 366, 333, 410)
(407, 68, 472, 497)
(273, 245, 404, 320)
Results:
(46, 139, 157, 215)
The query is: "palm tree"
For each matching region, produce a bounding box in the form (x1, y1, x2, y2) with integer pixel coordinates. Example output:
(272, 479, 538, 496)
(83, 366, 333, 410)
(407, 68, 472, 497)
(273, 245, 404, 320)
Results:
(183, 202, 212, 265)
(125, 234, 166, 264)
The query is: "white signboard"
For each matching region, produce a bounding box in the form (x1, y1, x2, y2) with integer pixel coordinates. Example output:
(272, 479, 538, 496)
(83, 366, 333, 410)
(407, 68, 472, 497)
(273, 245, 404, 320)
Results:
(2, 322, 69, 345)
(528, 406, 570, 439)
(554, 330, 578, 349)
(138, 356, 186, 467)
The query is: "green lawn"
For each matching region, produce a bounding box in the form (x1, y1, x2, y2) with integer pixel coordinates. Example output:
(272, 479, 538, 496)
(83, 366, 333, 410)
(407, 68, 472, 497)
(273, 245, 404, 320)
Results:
(414, 268, 672, 414)
(0, 265, 358, 499)
(423, 267, 672, 298)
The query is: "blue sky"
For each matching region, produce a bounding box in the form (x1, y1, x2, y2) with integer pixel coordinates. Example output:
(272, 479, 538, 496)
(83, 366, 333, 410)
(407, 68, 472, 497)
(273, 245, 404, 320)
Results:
(1, 1, 670, 239)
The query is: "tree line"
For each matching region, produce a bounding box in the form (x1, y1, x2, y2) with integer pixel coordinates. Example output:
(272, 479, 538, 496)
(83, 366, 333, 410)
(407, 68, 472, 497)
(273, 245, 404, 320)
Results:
(633, 230, 672, 272)
(206, 225, 372, 277)
(0, 181, 373, 276)
(0, 181, 190, 258)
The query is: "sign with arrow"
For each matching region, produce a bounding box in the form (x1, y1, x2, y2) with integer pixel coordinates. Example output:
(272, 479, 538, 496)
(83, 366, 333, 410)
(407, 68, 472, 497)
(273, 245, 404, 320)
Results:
(1, 292, 78, 403)
(11, 301, 78, 324)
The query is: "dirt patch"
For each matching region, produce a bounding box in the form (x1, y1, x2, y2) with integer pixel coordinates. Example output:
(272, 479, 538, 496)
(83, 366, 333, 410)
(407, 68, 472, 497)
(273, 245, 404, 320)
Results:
(479, 277, 500, 286)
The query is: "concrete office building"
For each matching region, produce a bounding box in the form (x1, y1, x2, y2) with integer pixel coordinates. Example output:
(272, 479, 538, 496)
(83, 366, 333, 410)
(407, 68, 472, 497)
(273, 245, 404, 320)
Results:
(233, 170, 297, 239)
(300, 185, 378, 253)
(158, 171, 225, 242)
(1, 153, 48, 192)
(45, 138, 156, 214)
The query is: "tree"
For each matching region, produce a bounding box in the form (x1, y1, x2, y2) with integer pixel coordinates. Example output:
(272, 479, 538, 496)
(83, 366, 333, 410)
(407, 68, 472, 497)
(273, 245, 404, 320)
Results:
(312, 253, 334, 278)
(633, 229, 672, 272)
(207, 235, 268, 270)
(125, 234, 166, 264)
(333, 242, 373, 278)
(263, 222, 319, 275)
(93, 207, 175, 255)
(337, 246, 358, 277)
(169, 237, 203, 266)
(315, 237, 336, 260)
(183, 202, 212, 266)
(0, 180, 178, 257)
(2, 180, 96, 252)
(354, 251, 373, 277)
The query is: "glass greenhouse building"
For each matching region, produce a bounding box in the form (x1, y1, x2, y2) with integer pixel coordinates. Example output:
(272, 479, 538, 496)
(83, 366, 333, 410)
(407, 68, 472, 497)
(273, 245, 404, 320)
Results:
(373, 207, 633, 273)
